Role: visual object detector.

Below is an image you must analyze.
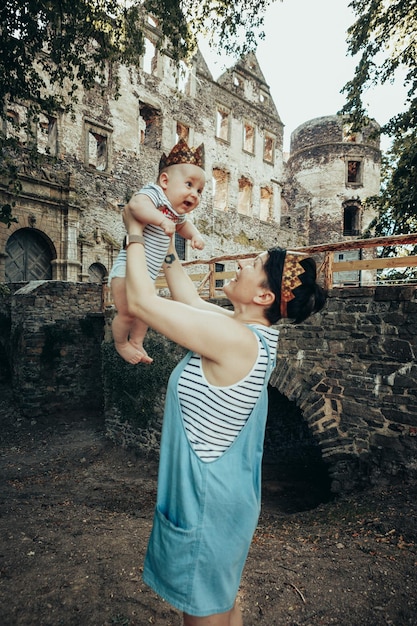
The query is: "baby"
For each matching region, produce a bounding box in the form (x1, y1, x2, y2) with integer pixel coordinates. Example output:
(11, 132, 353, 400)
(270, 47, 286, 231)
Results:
(108, 139, 206, 364)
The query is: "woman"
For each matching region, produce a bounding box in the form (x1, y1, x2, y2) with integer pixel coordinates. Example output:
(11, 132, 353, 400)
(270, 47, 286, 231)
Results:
(123, 206, 326, 626)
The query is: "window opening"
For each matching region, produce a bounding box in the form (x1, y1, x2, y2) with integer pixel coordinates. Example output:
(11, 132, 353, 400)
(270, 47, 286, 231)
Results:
(143, 38, 158, 75)
(175, 233, 186, 260)
(237, 176, 252, 216)
(212, 168, 229, 211)
(37, 113, 57, 156)
(243, 123, 255, 154)
(139, 103, 161, 147)
(177, 61, 192, 94)
(343, 204, 360, 236)
(215, 262, 225, 288)
(259, 186, 273, 221)
(216, 108, 230, 142)
(347, 160, 362, 184)
(6, 107, 27, 144)
(88, 130, 107, 171)
(263, 134, 274, 163)
(176, 121, 189, 143)
(233, 74, 243, 89)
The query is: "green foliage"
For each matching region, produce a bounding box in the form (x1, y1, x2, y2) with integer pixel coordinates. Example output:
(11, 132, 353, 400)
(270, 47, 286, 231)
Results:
(341, 0, 417, 271)
(41, 323, 76, 367)
(102, 331, 186, 429)
(0, 0, 145, 115)
(0, 0, 275, 221)
(147, 0, 272, 58)
(0, 284, 11, 297)
(363, 130, 417, 281)
(341, 0, 416, 137)
(1, 0, 274, 117)
(364, 131, 417, 237)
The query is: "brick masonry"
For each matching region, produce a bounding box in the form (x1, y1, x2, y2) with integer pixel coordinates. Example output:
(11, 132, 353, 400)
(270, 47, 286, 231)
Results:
(103, 285, 417, 493)
(1, 281, 104, 417)
(1, 282, 416, 494)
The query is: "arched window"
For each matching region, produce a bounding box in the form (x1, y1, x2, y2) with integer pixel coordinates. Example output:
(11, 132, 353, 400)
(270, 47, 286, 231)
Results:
(343, 204, 361, 236)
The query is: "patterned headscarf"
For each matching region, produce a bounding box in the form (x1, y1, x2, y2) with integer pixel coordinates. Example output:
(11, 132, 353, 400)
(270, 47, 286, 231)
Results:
(280, 251, 308, 317)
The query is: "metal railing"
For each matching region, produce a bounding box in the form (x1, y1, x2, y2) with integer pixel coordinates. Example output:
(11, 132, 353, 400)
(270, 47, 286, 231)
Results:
(103, 233, 417, 307)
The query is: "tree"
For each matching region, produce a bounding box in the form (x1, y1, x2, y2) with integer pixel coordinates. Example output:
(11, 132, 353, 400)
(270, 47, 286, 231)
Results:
(340, 0, 417, 248)
(0, 0, 275, 225)
(363, 133, 417, 281)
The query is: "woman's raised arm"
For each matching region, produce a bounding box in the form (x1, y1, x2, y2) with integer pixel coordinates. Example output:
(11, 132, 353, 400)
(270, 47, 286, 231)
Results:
(123, 208, 257, 381)
(162, 240, 233, 316)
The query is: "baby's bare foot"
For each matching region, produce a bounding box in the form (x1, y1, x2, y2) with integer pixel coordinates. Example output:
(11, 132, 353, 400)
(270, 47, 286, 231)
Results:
(130, 341, 153, 364)
(115, 341, 153, 365)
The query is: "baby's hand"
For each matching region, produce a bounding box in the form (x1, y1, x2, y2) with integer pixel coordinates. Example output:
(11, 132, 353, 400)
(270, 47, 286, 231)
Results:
(191, 235, 205, 251)
(159, 217, 176, 236)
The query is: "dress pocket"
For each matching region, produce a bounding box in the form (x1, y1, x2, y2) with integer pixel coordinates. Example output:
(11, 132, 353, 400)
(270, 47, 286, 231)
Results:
(144, 506, 199, 601)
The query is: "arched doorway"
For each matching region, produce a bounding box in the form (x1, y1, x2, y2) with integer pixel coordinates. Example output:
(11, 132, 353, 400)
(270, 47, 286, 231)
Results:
(263, 387, 332, 512)
(5, 229, 54, 282)
(88, 262, 107, 284)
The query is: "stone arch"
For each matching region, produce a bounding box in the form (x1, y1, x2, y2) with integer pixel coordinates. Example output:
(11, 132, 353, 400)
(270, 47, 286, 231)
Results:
(88, 262, 107, 284)
(269, 359, 341, 492)
(5, 228, 56, 282)
(342, 199, 362, 236)
(264, 385, 332, 509)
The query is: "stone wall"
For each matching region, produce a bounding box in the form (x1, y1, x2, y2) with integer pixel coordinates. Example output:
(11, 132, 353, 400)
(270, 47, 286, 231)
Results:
(2, 281, 416, 493)
(287, 116, 381, 246)
(103, 286, 417, 493)
(272, 285, 417, 492)
(2, 281, 104, 417)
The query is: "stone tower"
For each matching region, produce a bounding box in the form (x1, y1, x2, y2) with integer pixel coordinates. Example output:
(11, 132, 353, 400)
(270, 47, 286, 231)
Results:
(284, 115, 381, 247)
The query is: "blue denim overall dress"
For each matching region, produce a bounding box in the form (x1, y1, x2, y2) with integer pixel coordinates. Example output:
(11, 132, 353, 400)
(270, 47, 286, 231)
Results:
(143, 327, 275, 616)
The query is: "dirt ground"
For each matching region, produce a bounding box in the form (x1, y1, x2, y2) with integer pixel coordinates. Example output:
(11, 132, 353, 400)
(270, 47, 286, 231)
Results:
(1, 387, 416, 626)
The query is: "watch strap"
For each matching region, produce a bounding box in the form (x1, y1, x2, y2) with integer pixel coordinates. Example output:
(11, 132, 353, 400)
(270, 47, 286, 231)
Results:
(123, 234, 145, 249)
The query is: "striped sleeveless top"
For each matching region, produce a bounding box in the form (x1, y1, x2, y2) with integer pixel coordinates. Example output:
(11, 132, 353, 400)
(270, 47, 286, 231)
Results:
(178, 324, 279, 461)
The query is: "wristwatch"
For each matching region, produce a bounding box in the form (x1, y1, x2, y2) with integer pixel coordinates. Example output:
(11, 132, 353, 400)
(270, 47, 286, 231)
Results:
(123, 234, 145, 249)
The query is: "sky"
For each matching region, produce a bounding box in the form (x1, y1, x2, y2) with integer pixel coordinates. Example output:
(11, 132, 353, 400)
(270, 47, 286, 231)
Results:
(199, 0, 408, 153)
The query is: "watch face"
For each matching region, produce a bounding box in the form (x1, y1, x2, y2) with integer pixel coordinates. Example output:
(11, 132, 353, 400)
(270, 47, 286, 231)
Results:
(123, 235, 127, 249)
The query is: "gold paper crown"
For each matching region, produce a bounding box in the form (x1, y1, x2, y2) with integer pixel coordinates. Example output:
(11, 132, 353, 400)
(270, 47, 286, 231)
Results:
(159, 138, 205, 171)
(280, 251, 308, 318)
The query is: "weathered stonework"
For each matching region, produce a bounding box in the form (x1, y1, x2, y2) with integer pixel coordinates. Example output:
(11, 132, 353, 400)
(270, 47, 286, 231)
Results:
(1, 281, 416, 493)
(1, 31, 380, 285)
(287, 116, 381, 246)
(4, 281, 104, 417)
(100, 286, 417, 494)
(272, 286, 417, 492)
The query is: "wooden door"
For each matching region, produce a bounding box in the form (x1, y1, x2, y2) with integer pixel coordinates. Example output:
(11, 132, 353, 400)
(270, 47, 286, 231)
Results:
(5, 229, 53, 282)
